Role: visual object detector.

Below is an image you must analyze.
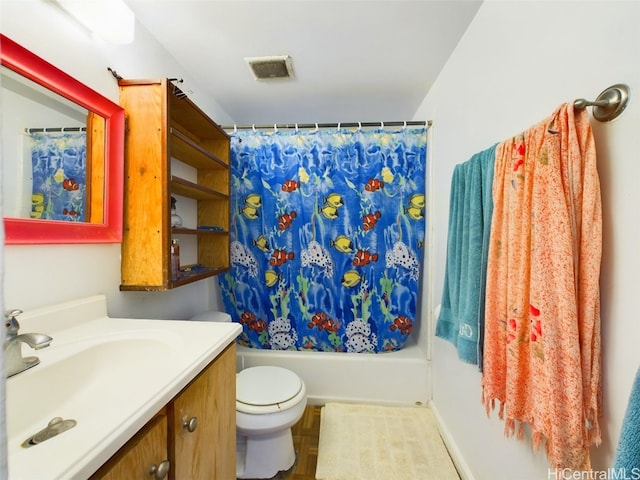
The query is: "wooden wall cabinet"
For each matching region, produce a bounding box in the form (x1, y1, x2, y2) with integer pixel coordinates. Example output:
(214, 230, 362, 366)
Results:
(118, 78, 230, 290)
(91, 344, 236, 480)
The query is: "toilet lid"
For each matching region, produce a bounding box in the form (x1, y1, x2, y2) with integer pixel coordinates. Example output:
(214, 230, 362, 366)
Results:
(236, 366, 303, 406)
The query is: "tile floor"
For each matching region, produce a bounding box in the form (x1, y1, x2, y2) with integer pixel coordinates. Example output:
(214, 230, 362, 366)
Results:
(281, 405, 322, 480)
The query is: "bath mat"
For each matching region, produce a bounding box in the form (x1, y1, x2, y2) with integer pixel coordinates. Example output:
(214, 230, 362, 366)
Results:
(315, 403, 459, 480)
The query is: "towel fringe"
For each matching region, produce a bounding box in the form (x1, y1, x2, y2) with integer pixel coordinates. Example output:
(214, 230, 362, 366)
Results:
(503, 417, 525, 440)
(532, 430, 544, 452)
(504, 417, 515, 437)
(481, 387, 496, 417)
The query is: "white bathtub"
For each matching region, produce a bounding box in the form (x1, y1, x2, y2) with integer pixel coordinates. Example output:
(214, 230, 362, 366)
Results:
(236, 336, 430, 406)
(190, 310, 431, 406)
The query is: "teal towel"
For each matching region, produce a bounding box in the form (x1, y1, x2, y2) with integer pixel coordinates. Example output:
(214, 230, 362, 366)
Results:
(614, 365, 640, 470)
(435, 144, 496, 366)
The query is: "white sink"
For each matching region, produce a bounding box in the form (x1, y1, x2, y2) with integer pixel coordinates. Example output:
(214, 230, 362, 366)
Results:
(6, 295, 241, 480)
(7, 331, 175, 439)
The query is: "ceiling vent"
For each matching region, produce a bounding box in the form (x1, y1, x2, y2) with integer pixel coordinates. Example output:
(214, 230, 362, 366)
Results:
(245, 55, 294, 80)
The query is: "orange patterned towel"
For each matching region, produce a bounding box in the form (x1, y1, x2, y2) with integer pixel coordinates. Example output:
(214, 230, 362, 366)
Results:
(481, 104, 602, 469)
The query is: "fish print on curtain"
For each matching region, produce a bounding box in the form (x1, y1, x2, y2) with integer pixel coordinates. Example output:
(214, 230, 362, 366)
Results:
(219, 127, 427, 353)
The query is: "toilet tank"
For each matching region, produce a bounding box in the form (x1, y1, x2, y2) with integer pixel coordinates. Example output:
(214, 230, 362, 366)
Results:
(190, 311, 232, 322)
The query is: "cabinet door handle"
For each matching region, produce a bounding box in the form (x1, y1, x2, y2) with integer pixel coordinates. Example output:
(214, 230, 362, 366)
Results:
(149, 460, 170, 479)
(182, 416, 198, 433)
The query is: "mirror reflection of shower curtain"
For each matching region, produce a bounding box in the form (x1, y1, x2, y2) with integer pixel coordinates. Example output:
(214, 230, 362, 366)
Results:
(218, 126, 427, 352)
(28, 130, 87, 221)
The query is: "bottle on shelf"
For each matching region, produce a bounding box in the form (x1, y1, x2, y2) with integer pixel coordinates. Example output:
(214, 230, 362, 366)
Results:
(170, 196, 183, 228)
(171, 239, 181, 280)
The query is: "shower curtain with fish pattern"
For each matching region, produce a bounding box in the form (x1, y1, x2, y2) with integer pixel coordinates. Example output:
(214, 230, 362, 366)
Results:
(218, 126, 427, 352)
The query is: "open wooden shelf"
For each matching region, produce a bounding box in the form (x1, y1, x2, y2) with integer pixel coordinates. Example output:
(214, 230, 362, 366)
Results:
(118, 78, 230, 291)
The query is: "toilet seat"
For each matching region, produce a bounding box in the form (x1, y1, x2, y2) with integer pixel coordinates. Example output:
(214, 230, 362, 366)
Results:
(236, 366, 305, 414)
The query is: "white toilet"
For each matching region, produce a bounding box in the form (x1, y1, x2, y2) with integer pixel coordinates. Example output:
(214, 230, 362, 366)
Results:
(190, 311, 307, 479)
(236, 365, 307, 479)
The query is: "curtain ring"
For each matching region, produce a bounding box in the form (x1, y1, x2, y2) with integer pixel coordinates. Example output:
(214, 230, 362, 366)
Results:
(233, 124, 237, 133)
(252, 124, 256, 132)
(274, 124, 278, 132)
(358, 122, 362, 130)
(380, 121, 384, 128)
(337, 122, 341, 131)
(295, 123, 299, 132)
(315, 123, 319, 132)
(403, 121, 407, 130)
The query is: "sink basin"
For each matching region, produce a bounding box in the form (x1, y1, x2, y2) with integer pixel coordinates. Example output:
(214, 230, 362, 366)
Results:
(6, 332, 176, 439)
(6, 295, 241, 480)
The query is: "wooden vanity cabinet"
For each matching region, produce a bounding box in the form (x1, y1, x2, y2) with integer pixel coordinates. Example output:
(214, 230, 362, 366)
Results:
(90, 343, 236, 480)
(90, 413, 169, 480)
(170, 342, 236, 479)
(118, 78, 231, 291)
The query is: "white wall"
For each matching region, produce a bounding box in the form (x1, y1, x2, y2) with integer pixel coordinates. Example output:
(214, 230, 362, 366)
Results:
(416, 1, 640, 478)
(1, 0, 234, 318)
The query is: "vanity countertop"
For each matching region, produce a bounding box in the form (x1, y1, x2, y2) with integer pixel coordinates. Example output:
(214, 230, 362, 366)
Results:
(5, 295, 241, 480)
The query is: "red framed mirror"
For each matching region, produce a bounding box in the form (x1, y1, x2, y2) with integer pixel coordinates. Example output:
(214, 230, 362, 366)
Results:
(1, 34, 124, 244)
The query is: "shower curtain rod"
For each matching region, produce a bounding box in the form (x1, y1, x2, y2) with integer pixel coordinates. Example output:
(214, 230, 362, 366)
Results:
(221, 120, 430, 131)
(24, 127, 86, 133)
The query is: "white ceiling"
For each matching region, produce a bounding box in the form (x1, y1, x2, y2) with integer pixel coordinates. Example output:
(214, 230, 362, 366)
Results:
(125, 0, 482, 125)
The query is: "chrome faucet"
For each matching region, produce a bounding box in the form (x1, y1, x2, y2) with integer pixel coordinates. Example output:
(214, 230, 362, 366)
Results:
(4, 309, 52, 378)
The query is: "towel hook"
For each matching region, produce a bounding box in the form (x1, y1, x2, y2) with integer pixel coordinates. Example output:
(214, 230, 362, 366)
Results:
(574, 83, 630, 122)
